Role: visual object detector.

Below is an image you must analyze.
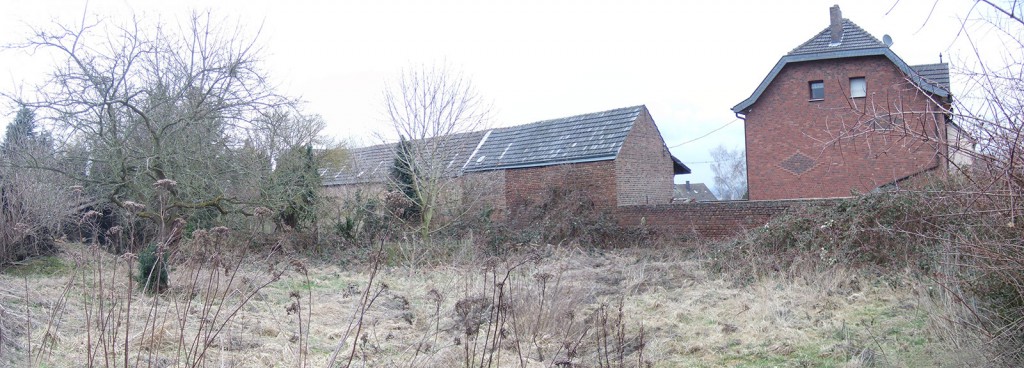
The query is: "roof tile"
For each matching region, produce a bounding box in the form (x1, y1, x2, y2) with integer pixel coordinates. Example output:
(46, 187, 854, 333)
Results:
(788, 19, 887, 56)
(911, 63, 951, 92)
(463, 105, 644, 171)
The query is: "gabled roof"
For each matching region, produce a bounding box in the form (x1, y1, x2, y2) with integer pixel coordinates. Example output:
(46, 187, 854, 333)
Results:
(321, 131, 487, 186)
(673, 182, 717, 202)
(323, 105, 689, 186)
(463, 105, 643, 172)
(732, 18, 950, 114)
(788, 19, 887, 56)
(321, 144, 393, 186)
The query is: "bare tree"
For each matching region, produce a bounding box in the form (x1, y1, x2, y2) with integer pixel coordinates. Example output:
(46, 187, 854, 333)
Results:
(709, 144, 747, 200)
(1, 107, 74, 263)
(4, 11, 325, 238)
(382, 64, 490, 239)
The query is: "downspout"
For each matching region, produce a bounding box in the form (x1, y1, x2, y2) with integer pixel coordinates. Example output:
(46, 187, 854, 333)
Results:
(735, 111, 749, 199)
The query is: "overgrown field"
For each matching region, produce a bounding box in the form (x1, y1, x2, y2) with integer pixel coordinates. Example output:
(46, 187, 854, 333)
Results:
(0, 240, 981, 367)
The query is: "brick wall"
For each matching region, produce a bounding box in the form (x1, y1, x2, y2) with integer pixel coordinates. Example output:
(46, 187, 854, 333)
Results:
(616, 198, 843, 239)
(503, 161, 618, 216)
(461, 170, 507, 219)
(745, 56, 946, 200)
(616, 107, 675, 206)
(323, 173, 838, 241)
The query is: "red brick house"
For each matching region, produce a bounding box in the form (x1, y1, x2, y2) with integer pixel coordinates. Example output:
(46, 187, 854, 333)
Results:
(323, 105, 689, 215)
(732, 5, 971, 200)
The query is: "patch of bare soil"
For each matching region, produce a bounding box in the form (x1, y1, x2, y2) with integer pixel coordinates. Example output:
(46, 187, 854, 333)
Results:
(0, 243, 980, 367)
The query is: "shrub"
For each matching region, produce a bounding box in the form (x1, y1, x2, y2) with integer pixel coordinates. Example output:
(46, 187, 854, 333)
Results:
(136, 243, 169, 294)
(324, 189, 398, 246)
(707, 176, 1024, 364)
(505, 183, 653, 248)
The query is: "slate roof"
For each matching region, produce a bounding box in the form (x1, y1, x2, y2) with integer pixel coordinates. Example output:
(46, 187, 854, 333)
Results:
(321, 131, 487, 186)
(323, 105, 689, 186)
(732, 16, 951, 114)
(673, 182, 717, 202)
(788, 19, 886, 56)
(911, 63, 951, 92)
(321, 144, 394, 186)
(463, 106, 643, 172)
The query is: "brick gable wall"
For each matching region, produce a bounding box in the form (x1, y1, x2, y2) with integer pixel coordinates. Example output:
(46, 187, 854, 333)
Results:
(615, 108, 675, 206)
(744, 56, 947, 200)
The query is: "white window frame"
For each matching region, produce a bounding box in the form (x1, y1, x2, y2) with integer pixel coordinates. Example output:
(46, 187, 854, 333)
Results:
(850, 77, 866, 98)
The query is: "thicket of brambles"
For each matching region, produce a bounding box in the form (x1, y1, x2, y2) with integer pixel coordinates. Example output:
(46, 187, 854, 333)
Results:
(708, 176, 1022, 364)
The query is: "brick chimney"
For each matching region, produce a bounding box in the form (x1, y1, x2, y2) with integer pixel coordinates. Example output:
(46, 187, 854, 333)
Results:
(830, 5, 843, 45)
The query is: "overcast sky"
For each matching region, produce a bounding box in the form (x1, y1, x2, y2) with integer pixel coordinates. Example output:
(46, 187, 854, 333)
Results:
(0, 0, 992, 191)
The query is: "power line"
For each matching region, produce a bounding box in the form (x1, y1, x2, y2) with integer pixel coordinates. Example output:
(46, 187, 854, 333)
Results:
(668, 118, 741, 148)
(685, 159, 744, 164)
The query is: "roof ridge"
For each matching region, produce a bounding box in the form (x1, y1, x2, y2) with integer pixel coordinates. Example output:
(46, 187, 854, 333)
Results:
(788, 18, 886, 56)
(911, 62, 949, 68)
(505, 104, 645, 129)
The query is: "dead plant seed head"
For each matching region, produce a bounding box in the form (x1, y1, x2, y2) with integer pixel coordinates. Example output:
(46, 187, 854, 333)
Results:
(253, 206, 273, 217)
(152, 178, 178, 192)
(80, 210, 100, 224)
(534, 272, 554, 283)
(211, 226, 230, 236)
(191, 229, 209, 243)
(106, 225, 122, 238)
(123, 201, 146, 213)
(428, 288, 443, 304)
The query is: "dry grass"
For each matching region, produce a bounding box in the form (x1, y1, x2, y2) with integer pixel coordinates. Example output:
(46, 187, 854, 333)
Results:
(0, 241, 981, 367)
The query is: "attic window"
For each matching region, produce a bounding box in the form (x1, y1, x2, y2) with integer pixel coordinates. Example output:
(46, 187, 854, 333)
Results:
(809, 81, 825, 101)
(850, 77, 866, 98)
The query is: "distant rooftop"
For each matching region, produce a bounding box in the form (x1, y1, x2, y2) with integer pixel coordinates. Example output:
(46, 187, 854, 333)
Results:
(673, 182, 717, 202)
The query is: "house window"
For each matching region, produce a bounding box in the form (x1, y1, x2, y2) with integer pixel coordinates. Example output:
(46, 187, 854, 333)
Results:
(850, 77, 866, 98)
(809, 81, 824, 100)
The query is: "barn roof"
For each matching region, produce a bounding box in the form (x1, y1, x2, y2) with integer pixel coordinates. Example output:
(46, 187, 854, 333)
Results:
(321, 131, 486, 186)
(323, 105, 689, 186)
(462, 105, 644, 172)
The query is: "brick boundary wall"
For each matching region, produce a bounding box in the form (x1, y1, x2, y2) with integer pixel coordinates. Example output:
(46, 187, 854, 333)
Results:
(615, 198, 847, 240)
